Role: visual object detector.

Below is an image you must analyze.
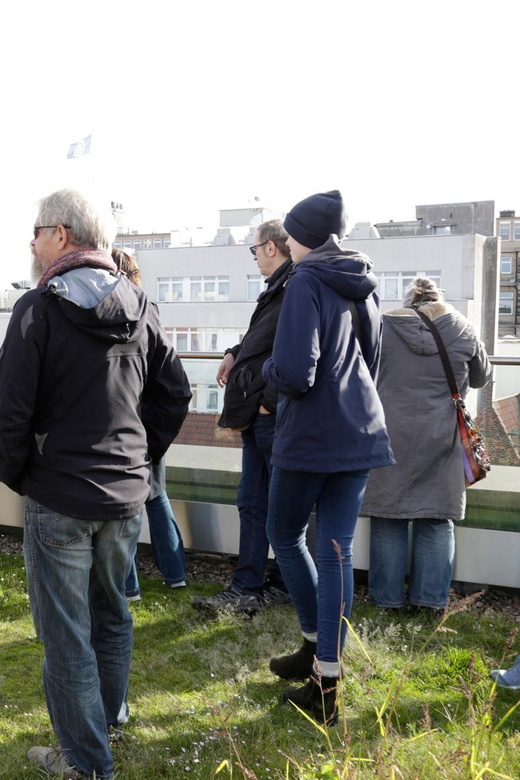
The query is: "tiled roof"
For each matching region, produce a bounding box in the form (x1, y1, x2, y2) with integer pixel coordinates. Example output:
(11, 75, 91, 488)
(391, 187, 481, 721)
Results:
(175, 412, 242, 448)
(476, 393, 520, 466)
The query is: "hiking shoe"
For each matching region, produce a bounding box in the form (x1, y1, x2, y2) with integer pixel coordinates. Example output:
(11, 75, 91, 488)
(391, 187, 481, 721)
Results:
(490, 654, 520, 690)
(169, 581, 186, 589)
(261, 583, 293, 608)
(126, 593, 141, 602)
(192, 586, 263, 613)
(27, 746, 84, 778)
(108, 726, 124, 744)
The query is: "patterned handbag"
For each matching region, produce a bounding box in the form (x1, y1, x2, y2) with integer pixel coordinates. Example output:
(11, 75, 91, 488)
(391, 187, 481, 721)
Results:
(416, 310, 491, 487)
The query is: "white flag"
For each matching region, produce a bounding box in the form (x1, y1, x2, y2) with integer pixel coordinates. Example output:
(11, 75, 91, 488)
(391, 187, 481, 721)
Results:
(67, 135, 92, 159)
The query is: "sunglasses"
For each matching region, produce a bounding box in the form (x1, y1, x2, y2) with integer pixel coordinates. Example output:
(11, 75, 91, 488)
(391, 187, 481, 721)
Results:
(33, 225, 71, 239)
(249, 241, 268, 256)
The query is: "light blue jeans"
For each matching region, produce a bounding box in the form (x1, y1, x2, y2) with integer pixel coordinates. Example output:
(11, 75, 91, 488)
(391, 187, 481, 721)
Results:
(125, 490, 185, 597)
(369, 516, 455, 609)
(23, 498, 142, 779)
(266, 468, 369, 664)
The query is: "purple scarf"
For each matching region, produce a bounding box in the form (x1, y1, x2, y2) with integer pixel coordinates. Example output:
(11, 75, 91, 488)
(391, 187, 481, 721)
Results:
(38, 249, 118, 288)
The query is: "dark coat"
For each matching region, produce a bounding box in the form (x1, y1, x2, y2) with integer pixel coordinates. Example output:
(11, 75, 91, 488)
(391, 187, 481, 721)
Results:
(262, 236, 395, 473)
(0, 267, 192, 520)
(362, 302, 492, 521)
(218, 258, 293, 429)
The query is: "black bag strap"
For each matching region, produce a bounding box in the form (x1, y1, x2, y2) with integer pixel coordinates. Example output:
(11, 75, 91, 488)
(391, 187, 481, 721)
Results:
(415, 309, 461, 398)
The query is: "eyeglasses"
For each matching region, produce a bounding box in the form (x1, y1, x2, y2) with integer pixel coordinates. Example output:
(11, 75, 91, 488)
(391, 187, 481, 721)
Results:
(33, 225, 70, 239)
(249, 241, 269, 256)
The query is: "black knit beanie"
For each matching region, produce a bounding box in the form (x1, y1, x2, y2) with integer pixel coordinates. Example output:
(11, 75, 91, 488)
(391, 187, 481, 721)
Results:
(283, 190, 347, 249)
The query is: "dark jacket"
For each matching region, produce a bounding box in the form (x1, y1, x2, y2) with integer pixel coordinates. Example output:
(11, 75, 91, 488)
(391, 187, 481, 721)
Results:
(362, 302, 491, 521)
(0, 267, 192, 520)
(218, 257, 293, 429)
(262, 236, 395, 472)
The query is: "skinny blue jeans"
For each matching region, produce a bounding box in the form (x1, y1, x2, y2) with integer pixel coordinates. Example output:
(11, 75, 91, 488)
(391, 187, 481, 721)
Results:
(233, 412, 286, 594)
(266, 468, 369, 664)
(369, 516, 455, 609)
(125, 490, 185, 596)
(23, 498, 142, 779)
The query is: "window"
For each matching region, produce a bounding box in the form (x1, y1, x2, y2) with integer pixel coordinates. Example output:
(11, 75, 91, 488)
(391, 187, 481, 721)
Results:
(515, 222, 520, 241)
(501, 256, 513, 275)
(375, 272, 402, 300)
(499, 222, 511, 241)
(176, 330, 188, 350)
(133, 240, 141, 250)
(113, 241, 122, 249)
(190, 276, 229, 301)
(248, 275, 262, 301)
(124, 240, 132, 249)
(157, 277, 183, 302)
(206, 386, 219, 411)
(189, 383, 223, 412)
(153, 239, 162, 249)
(157, 276, 230, 303)
(375, 271, 441, 300)
(165, 328, 219, 352)
(434, 225, 451, 235)
(499, 292, 514, 316)
(164, 238, 171, 249)
(401, 273, 417, 293)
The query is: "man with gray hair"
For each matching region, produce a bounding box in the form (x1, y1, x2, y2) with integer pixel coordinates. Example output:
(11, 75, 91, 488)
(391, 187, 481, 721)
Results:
(192, 219, 293, 614)
(0, 189, 191, 779)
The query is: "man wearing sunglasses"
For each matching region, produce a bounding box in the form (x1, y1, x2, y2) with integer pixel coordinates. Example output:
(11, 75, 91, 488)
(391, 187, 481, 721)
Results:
(0, 189, 191, 779)
(192, 219, 293, 615)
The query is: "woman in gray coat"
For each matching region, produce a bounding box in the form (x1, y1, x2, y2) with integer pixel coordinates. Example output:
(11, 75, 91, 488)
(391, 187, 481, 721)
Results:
(362, 277, 491, 611)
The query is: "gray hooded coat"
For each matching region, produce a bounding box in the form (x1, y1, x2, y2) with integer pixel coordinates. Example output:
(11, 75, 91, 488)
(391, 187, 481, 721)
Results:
(362, 301, 491, 521)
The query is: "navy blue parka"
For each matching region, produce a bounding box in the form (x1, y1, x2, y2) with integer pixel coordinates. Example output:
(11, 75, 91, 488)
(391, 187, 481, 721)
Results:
(262, 235, 395, 473)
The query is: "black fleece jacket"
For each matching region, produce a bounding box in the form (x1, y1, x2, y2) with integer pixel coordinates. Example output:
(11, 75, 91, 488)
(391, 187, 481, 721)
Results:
(218, 257, 292, 429)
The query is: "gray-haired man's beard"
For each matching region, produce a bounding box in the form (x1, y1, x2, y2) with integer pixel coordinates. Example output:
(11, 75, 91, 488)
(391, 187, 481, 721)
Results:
(31, 254, 45, 285)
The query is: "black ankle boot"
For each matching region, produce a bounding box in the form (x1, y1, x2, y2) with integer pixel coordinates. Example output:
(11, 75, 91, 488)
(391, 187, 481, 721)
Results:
(269, 638, 316, 681)
(283, 673, 338, 725)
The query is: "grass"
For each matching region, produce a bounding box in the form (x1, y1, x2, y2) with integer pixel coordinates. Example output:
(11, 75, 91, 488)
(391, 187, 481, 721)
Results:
(1, 549, 520, 779)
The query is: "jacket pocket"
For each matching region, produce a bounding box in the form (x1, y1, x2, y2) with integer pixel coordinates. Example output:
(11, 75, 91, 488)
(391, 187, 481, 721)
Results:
(234, 364, 254, 393)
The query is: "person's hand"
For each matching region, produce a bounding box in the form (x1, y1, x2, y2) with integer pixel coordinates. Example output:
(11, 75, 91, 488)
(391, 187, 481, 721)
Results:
(258, 405, 272, 415)
(217, 353, 235, 387)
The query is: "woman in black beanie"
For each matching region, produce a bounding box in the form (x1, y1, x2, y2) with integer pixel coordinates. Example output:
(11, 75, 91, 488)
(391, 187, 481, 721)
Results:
(263, 190, 394, 725)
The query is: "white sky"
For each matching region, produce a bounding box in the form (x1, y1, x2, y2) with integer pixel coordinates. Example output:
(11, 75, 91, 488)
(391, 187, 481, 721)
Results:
(1, 0, 519, 289)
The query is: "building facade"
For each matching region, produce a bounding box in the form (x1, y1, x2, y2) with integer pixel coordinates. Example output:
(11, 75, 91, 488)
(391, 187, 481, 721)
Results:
(374, 200, 495, 238)
(496, 210, 520, 336)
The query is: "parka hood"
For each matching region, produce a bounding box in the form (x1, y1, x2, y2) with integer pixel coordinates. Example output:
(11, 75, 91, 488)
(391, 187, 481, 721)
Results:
(382, 302, 471, 356)
(294, 235, 377, 301)
(45, 267, 148, 344)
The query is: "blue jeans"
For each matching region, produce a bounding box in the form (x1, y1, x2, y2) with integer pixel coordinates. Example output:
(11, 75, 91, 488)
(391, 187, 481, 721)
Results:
(23, 498, 142, 779)
(125, 490, 185, 596)
(369, 516, 455, 609)
(233, 412, 286, 594)
(266, 468, 369, 664)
